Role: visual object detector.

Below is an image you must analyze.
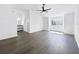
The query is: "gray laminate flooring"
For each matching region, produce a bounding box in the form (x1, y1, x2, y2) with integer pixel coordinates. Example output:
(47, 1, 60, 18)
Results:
(0, 31, 79, 54)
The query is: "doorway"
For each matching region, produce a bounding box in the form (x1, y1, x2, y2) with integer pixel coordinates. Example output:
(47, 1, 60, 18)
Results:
(15, 10, 25, 32)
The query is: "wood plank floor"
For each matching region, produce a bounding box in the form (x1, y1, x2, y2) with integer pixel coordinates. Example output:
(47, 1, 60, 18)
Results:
(0, 31, 79, 54)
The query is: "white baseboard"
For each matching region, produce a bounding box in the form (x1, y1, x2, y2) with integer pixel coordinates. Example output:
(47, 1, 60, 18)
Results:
(29, 29, 43, 33)
(0, 34, 17, 40)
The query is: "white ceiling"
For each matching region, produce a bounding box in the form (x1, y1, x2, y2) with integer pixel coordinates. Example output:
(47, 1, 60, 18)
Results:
(13, 4, 77, 15)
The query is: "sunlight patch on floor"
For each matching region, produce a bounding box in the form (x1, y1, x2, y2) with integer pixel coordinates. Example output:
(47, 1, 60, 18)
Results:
(49, 31, 64, 34)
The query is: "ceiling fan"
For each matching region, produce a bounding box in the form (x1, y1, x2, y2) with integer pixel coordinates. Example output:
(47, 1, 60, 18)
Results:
(37, 4, 51, 13)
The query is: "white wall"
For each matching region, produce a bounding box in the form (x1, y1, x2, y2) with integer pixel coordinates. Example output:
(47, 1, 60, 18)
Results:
(64, 12, 74, 35)
(0, 5, 17, 40)
(42, 16, 49, 30)
(23, 10, 30, 32)
(29, 10, 43, 33)
(74, 5, 79, 47)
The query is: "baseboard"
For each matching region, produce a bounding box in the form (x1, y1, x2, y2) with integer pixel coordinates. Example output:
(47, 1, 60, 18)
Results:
(0, 35, 17, 40)
(50, 30, 64, 33)
(49, 30, 74, 36)
(63, 32, 74, 36)
(29, 29, 43, 33)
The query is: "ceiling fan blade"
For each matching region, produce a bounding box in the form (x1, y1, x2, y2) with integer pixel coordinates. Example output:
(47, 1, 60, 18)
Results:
(36, 4, 51, 13)
(46, 8, 51, 10)
(44, 10, 48, 12)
